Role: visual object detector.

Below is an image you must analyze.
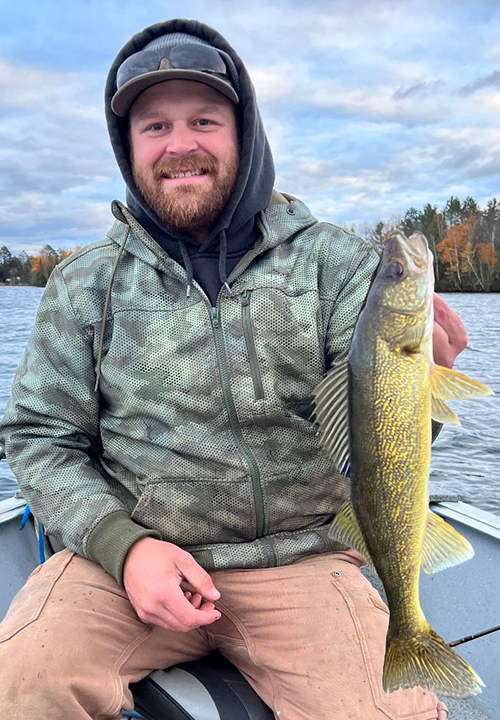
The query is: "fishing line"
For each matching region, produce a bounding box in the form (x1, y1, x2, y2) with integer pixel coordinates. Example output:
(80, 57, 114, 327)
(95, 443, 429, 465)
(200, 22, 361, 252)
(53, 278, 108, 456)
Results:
(449, 624, 500, 647)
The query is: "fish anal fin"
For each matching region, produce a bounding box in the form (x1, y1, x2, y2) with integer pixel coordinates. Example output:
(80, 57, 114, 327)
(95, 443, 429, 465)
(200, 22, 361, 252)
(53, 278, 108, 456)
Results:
(431, 365, 493, 402)
(421, 509, 474, 574)
(328, 500, 376, 572)
(431, 397, 460, 425)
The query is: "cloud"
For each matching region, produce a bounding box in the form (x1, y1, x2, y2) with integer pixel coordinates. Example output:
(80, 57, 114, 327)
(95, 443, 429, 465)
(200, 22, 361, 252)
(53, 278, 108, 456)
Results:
(1, 0, 500, 244)
(0, 56, 122, 252)
(393, 80, 445, 100)
(460, 71, 500, 96)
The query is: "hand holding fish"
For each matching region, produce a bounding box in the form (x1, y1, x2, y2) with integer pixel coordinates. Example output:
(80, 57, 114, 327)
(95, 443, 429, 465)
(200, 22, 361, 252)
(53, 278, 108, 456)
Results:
(433, 293, 468, 368)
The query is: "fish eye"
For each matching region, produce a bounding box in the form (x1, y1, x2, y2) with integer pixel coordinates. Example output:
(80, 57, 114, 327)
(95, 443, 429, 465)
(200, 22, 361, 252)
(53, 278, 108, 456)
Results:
(384, 261, 404, 279)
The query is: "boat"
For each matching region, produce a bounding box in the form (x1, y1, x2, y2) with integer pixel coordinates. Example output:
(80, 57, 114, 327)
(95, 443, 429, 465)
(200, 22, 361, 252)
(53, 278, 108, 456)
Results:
(1, 486, 498, 720)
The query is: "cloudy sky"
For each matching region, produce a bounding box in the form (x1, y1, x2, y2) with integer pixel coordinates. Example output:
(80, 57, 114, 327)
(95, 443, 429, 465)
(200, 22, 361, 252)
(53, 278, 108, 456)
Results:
(2, 0, 500, 253)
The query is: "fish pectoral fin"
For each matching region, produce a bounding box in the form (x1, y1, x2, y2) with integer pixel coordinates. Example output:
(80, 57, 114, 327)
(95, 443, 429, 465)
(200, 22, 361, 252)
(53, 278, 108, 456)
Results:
(396, 320, 427, 352)
(421, 509, 474, 574)
(431, 397, 460, 425)
(430, 364, 493, 402)
(312, 362, 350, 475)
(328, 500, 376, 572)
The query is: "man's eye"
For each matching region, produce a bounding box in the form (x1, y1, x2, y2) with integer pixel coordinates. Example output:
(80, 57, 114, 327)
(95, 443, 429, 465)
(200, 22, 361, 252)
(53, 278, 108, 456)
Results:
(196, 119, 212, 127)
(149, 123, 165, 131)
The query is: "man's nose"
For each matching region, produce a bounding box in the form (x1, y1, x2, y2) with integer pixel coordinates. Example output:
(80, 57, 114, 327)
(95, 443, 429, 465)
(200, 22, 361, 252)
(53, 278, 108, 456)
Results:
(165, 125, 198, 155)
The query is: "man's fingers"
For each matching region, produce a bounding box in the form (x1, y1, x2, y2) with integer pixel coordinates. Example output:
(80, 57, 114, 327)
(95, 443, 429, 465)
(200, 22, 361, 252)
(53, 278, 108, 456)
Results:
(187, 592, 203, 609)
(433, 293, 467, 350)
(433, 293, 468, 368)
(160, 583, 220, 630)
(179, 556, 220, 601)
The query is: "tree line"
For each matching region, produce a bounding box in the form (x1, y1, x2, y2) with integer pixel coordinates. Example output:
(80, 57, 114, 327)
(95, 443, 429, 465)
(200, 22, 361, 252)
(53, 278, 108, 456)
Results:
(0, 245, 80, 287)
(360, 196, 500, 292)
(1, 195, 499, 291)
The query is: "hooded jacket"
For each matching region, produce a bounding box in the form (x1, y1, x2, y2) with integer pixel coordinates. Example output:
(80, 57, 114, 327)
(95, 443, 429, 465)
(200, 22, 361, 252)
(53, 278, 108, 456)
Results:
(0, 20, 380, 586)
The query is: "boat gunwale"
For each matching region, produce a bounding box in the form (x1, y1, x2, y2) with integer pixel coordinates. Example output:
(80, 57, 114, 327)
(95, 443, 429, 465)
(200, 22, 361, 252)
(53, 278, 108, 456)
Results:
(0, 494, 26, 526)
(431, 500, 500, 541)
(2, 494, 500, 537)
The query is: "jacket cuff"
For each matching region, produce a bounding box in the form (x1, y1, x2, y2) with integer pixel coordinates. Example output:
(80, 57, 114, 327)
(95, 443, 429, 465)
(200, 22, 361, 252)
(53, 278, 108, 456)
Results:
(86, 510, 161, 587)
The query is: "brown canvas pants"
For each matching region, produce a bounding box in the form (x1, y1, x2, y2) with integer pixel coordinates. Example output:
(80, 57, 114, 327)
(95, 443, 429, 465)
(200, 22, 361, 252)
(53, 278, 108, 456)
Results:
(0, 549, 448, 720)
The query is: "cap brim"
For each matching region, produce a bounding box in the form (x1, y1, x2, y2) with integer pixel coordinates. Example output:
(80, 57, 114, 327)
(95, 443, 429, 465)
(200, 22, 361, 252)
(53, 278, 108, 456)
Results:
(111, 69, 239, 116)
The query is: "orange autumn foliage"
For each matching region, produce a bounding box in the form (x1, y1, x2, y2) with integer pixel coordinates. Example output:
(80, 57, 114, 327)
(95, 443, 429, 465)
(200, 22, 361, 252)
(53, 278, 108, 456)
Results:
(477, 243, 498, 268)
(436, 224, 474, 277)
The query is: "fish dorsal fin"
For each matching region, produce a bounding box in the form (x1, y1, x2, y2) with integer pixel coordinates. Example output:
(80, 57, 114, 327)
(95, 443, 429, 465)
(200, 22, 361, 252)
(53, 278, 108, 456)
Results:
(421, 509, 474, 574)
(431, 365, 493, 401)
(328, 499, 376, 572)
(430, 365, 493, 425)
(312, 362, 350, 474)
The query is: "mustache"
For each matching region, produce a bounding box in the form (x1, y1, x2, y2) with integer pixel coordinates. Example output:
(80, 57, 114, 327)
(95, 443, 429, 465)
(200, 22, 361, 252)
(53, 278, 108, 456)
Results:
(152, 155, 219, 179)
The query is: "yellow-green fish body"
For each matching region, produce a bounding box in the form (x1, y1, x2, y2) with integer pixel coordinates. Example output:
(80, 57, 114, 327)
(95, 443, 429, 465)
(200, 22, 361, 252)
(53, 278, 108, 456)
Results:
(313, 231, 493, 697)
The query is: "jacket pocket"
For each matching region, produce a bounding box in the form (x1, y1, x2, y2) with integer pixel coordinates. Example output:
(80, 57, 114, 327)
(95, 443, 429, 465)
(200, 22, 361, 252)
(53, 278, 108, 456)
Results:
(130, 478, 256, 546)
(0, 550, 74, 643)
(241, 290, 265, 400)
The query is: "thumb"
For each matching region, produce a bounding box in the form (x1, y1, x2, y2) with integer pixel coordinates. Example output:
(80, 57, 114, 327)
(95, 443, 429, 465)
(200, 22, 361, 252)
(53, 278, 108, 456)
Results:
(179, 555, 220, 601)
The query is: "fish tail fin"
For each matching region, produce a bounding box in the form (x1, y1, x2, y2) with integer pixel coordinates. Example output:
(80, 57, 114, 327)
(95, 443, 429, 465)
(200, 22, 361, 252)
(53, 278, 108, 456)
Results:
(384, 622, 484, 698)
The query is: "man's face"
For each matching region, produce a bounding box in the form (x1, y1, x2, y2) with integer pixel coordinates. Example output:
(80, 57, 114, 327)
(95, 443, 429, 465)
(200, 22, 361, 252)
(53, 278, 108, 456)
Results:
(129, 80, 240, 240)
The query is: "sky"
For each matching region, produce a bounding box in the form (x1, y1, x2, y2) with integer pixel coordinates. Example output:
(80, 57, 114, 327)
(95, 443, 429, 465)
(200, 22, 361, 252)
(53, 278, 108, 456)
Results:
(1, 0, 500, 253)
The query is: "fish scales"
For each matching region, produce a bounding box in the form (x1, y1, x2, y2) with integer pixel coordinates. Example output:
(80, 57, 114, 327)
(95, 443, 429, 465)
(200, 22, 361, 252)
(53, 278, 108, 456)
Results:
(312, 230, 493, 698)
(352, 310, 431, 626)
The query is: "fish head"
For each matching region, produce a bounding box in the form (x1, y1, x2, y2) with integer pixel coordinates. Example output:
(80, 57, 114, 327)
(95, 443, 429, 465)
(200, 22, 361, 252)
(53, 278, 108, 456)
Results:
(364, 230, 435, 349)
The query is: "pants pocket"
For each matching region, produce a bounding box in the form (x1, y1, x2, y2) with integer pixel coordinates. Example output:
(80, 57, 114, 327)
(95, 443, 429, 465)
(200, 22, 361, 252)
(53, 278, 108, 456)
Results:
(0, 549, 75, 643)
(331, 569, 438, 720)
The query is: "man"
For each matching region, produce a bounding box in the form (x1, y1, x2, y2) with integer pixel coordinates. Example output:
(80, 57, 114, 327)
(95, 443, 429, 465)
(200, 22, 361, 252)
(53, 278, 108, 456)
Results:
(0, 19, 461, 718)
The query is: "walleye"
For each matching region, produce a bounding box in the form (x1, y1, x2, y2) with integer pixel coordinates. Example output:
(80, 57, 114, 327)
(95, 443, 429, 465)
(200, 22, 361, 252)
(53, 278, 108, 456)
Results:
(312, 230, 493, 698)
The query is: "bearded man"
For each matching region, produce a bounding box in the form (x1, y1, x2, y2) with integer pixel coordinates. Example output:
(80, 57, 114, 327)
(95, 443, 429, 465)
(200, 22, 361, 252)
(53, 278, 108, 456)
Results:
(0, 19, 460, 719)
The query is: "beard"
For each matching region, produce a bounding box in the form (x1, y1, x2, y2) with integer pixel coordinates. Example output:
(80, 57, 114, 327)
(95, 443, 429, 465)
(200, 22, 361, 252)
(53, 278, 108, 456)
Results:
(132, 151, 240, 238)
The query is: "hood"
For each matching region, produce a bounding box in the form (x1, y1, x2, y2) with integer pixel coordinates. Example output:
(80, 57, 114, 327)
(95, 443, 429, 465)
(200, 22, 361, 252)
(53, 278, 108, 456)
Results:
(104, 19, 276, 290)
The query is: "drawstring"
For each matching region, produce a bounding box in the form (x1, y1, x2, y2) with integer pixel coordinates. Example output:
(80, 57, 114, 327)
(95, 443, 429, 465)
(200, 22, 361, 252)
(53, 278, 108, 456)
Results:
(178, 240, 194, 298)
(94, 226, 130, 392)
(179, 230, 232, 298)
(218, 229, 232, 295)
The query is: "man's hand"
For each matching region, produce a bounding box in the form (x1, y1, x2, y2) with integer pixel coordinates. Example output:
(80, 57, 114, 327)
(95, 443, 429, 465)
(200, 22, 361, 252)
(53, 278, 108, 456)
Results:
(433, 293, 467, 368)
(123, 537, 221, 632)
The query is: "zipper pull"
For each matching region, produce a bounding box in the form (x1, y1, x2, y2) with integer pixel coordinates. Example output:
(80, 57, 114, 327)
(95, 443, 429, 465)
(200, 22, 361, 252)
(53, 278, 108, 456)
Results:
(211, 306, 219, 328)
(241, 289, 250, 307)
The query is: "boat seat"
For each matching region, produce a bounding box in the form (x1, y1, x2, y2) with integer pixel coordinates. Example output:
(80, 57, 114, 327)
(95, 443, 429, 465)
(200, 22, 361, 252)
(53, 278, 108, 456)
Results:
(130, 650, 274, 720)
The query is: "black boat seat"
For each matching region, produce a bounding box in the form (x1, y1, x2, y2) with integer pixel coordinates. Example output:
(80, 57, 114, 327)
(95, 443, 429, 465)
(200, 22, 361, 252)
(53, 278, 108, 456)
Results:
(130, 651, 274, 720)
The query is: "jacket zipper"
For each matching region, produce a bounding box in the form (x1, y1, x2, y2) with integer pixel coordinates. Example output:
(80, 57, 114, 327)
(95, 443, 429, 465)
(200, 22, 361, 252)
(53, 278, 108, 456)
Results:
(241, 290, 265, 400)
(210, 303, 275, 566)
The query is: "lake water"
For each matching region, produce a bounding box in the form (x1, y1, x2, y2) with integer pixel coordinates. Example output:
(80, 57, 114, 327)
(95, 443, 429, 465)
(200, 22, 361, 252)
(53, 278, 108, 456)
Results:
(0, 287, 499, 514)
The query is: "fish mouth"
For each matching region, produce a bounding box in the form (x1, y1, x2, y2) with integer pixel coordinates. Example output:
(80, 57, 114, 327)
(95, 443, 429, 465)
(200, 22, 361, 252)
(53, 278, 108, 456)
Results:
(385, 231, 430, 270)
(377, 230, 434, 316)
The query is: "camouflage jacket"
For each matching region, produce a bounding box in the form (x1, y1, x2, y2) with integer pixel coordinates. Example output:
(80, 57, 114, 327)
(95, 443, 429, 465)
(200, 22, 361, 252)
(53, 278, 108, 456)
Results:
(0, 192, 379, 585)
